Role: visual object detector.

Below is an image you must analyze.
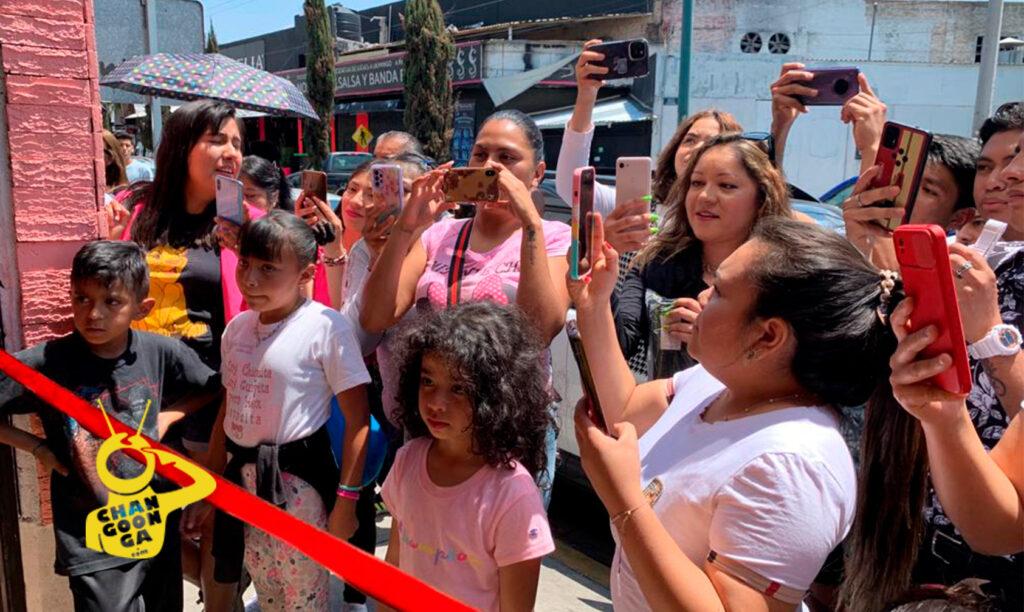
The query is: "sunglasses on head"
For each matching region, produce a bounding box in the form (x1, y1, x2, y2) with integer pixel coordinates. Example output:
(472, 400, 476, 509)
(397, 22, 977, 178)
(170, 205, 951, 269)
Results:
(739, 132, 777, 166)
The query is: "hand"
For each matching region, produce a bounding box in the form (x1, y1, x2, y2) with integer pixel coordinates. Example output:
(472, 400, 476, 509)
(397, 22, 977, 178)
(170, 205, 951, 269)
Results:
(948, 243, 1002, 344)
(662, 297, 702, 344)
(215, 217, 242, 253)
(566, 212, 619, 312)
(33, 443, 68, 477)
(296, 192, 345, 257)
(397, 163, 453, 232)
(327, 497, 359, 540)
(841, 74, 887, 156)
(889, 297, 969, 425)
(492, 163, 543, 228)
(770, 62, 815, 134)
(575, 39, 608, 99)
(604, 199, 653, 253)
(574, 400, 645, 517)
(180, 500, 213, 539)
(841, 165, 903, 256)
(104, 200, 131, 240)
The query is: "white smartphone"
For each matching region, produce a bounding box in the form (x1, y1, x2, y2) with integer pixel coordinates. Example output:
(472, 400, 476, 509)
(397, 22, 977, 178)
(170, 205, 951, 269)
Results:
(615, 157, 652, 212)
(370, 164, 404, 225)
(969, 219, 1008, 257)
(215, 175, 244, 225)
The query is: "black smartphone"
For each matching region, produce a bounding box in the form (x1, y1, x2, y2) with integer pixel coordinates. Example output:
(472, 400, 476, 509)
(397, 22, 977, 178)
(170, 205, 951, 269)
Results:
(566, 313, 607, 433)
(588, 39, 650, 80)
(571, 167, 596, 280)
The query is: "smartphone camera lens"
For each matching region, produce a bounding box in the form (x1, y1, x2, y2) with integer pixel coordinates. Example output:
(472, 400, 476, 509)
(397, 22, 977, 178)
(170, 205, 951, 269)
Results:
(832, 78, 850, 96)
(628, 41, 647, 61)
(485, 169, 496, 177)
(883, 125, 900, 149)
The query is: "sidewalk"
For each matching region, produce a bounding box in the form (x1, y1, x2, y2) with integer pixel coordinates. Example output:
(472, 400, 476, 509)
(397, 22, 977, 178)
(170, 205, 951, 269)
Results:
(184, 515, 612, 611)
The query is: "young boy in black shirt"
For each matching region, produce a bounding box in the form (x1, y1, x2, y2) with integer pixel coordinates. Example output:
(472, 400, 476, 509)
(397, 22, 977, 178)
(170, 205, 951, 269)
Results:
(0, 241, 221, 611)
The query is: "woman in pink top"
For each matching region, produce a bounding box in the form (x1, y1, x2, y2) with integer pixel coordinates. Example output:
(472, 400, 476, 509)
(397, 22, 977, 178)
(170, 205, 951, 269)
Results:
(379, 302, 556, 612)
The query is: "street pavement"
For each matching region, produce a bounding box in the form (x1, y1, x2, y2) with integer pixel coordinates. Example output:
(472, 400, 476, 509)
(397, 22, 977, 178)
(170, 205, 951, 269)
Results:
(183, 514, 612, 611)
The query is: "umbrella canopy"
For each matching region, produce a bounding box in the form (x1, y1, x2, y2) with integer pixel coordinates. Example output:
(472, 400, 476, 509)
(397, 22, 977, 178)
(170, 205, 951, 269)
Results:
(101, 53, 319, 120)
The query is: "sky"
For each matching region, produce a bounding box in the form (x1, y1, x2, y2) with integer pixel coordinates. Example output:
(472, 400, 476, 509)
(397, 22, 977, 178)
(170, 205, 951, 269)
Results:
(204, 0, 393, 45)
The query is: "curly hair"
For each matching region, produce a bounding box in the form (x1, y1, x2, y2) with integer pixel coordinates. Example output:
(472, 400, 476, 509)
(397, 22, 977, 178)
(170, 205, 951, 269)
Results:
(391, 302, 555, 479)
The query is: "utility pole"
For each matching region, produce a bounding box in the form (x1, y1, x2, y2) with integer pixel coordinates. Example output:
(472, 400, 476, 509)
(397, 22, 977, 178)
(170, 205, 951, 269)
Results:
(973, 0, 1004, 132)
(144, 0, 162, 149)
(868, 2, 878, 61)
(677, 0, 692, 121)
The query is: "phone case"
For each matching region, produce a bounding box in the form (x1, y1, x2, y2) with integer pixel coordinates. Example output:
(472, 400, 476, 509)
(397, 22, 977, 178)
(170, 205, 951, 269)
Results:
(894, 224, 972, 395)
(371, 164, 404, 223)
(870, 122, 933, 230)
(215, 175, 244, 225)
(443, 167, 500, 202)
(301, 170, 328, 203)
(615, 157, 653, 209)
(796, 67, 860, 106)
(589, 39, 650, 80)
(571, 167, 596, 280)
(566, 313, 606, 433)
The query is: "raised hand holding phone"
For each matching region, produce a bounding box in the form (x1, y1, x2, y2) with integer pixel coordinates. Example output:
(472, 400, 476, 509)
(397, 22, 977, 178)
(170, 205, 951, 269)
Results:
(397, 164, 452, 232)
(371, 164, 404, 226)
(868, 122, 933, 230)
(215, 175, 244, 225)
(586, 39, 650, 80)
(571, 167, 596, 280)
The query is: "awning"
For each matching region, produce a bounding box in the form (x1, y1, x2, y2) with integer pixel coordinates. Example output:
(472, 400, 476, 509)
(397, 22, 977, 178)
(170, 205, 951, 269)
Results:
(482, 53, 578, 107)
(531, 97, 651, 130)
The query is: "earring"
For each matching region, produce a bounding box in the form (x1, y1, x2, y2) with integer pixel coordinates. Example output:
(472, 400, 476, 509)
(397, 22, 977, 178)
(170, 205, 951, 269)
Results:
(746, 349, 756, 361)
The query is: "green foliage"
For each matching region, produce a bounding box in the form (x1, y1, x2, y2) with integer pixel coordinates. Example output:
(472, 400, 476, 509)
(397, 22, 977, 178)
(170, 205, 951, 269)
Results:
(303, 0, 336, 168)
(206, 21, 219, 54)
(403, 0, 455, 162)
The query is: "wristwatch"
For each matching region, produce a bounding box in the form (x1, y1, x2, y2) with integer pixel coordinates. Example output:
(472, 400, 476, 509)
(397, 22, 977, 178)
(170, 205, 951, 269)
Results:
(968, 324, 1023, 360)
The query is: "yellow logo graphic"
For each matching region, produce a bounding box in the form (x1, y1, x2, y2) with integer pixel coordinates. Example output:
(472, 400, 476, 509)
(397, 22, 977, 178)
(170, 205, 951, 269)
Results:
(85, 400, 216, 560)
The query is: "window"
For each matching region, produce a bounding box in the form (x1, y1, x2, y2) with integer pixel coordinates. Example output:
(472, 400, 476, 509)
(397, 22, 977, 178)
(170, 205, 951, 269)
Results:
(298, 54, 307, 68)
(976, 36, 983, 63)
(740, 32, 762, 54)
(769, 33, 791, 54)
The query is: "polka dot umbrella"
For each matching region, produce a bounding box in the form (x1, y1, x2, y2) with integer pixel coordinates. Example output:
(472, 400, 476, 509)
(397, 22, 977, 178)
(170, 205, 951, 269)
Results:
(101, 53, 319, 120)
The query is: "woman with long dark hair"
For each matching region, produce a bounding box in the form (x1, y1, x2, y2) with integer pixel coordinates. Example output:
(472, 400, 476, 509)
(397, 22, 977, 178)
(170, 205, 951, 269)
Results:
(569, 215, 909, 610)
(239, 155, 293, 212)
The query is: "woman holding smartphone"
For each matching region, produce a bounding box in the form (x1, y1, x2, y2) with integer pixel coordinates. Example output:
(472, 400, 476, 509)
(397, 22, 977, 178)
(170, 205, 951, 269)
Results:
(615, 134, 792, 380)
(361, 110, 571, 503)
(112, 99, 246, 611)
(556, 39, 742, 253)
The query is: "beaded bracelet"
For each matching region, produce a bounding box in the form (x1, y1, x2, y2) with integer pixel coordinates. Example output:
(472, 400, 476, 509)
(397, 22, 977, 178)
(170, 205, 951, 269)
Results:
(323, 252, 349, 267)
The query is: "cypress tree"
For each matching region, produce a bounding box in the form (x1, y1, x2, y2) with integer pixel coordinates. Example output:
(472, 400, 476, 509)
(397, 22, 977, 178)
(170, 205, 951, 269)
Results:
(303, 0, 336, 168)
(403, 0, 454, 162)
(206, 21, 219, 54)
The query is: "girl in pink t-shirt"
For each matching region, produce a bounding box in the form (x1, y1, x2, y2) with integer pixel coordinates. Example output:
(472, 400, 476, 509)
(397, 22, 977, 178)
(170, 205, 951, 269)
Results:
(380, 302, 556, 612)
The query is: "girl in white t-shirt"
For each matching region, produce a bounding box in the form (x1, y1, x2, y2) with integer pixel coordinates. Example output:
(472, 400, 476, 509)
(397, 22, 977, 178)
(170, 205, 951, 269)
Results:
(208, 210, 372, 611)
(379, 302, 556, 612)
(569, 212, 907, 610)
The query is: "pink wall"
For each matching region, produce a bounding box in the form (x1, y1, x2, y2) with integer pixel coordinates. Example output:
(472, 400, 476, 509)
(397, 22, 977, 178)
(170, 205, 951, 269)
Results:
(2, 0, 103, 348)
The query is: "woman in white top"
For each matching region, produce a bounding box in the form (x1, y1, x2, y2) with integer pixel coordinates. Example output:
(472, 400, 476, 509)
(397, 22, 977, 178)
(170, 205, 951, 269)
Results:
(569, 214, 910, 610)
(556, 39, 743, 252)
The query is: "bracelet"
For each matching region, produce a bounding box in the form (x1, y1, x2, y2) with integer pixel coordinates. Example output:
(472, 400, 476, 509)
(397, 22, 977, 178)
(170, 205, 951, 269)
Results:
(323, 252, 349, 267)
(610, 502, 645, 535)
(336, 485, 360, 500)
(337, 484, 362, 492)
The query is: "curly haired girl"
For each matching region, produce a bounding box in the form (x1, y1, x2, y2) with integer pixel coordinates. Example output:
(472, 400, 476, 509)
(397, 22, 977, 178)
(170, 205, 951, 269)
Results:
(380, 301, 556, 612)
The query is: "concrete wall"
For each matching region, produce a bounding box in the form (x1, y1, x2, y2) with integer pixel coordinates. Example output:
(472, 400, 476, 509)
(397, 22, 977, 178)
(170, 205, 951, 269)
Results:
(0, 1, 103, 608)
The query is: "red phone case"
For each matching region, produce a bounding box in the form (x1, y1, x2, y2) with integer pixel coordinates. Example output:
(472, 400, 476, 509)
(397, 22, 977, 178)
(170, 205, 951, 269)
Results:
(894, 225, 972, 395)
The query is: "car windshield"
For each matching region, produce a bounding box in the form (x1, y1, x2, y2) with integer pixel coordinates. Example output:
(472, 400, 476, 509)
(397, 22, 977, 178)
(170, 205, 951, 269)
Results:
(328, 154, 371, 173)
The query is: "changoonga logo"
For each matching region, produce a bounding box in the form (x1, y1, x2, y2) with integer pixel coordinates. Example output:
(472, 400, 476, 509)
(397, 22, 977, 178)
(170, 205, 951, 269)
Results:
(85, 400, 215, 560)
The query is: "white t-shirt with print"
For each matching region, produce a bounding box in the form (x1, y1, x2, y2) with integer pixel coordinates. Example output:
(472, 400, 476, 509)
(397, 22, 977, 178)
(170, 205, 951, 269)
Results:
(611, 366, 857, 610)
(221, 299, 371, 447)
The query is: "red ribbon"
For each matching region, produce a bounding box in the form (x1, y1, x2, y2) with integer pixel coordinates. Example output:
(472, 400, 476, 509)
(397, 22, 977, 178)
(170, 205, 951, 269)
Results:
(0, 349, 476, 612)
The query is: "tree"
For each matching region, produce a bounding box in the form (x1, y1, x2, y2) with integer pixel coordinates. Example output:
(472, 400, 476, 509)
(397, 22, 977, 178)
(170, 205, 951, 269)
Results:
(303, 0, 336, 168)
(206, 21, 219, 54)
(403, 0, 455, 162)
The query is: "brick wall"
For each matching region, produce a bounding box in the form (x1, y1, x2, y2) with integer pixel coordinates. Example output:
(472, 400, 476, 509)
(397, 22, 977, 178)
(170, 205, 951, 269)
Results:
(2, 0, 103, 348)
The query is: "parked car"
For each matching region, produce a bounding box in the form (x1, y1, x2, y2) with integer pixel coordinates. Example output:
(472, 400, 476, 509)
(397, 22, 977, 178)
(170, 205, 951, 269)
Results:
(286, 152, 373, 195)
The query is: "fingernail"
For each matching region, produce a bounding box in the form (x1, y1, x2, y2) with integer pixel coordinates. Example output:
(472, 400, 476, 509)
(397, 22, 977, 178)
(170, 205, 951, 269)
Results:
(583, 276, 592, 284)
(651, 227, 660, 235)
(642, 194, 652, 202)
(604, 241, 612, 249)
(650, 213, 660, 223)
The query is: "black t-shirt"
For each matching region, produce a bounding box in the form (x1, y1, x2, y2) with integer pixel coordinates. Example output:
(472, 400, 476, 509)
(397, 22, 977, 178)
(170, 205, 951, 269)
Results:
(0, 330, 219, 576)
(132, 208, 225, 371)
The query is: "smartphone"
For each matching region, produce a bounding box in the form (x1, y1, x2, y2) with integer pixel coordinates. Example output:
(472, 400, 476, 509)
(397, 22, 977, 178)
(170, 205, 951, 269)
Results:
(894, 224, 972, 395)
(615, 157, 653, 211)
(300, 170, 328, 203)
(870, 122, 933, 231)
(795, 66, 860, 106)
(969, 219, 1008, 257)
(371, 164, 404, 225)
(215, 175, 244, 225)
(566, 311, 607, 433)
(443, 167, 500, 203)
(571, 167, 596, 280)
(588, 39, 650, 80)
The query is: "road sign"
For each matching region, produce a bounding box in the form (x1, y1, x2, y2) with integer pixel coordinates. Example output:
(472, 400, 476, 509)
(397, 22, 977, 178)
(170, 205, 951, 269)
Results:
(352, 125, 373, 150)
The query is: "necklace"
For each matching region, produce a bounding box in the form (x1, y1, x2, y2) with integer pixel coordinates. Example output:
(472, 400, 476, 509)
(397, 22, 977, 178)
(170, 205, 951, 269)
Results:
(701, 390, 817, 423)
(254, 299, 306, 344)
(702, 261, 717, 276)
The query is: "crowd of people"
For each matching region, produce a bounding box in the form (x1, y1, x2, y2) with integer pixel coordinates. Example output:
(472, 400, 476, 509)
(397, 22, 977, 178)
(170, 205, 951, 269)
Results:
(0, 40, 1021, 612)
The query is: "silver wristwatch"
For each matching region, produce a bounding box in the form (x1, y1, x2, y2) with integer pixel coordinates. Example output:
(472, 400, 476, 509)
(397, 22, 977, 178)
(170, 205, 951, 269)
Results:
(968, 324, 1023, 360)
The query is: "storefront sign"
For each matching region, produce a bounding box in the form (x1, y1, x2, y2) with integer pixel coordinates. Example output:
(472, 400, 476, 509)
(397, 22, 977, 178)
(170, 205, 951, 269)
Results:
(279, 41, 482, 98)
